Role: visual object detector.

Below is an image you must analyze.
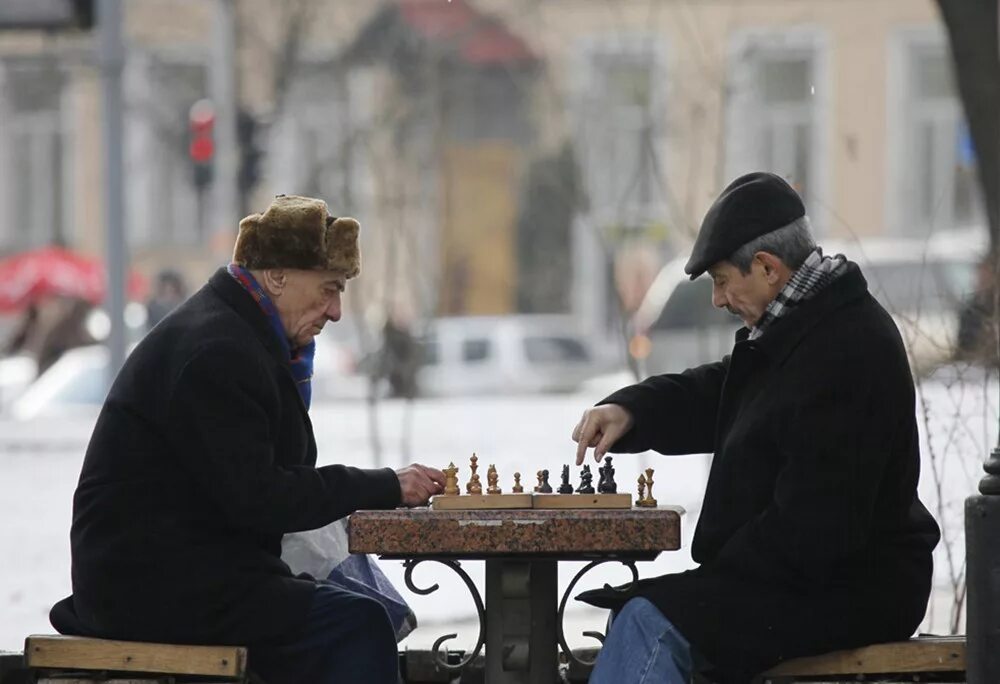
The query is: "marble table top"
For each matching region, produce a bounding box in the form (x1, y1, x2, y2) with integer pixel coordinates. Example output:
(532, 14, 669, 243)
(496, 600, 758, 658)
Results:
(348, 506, 683, 560)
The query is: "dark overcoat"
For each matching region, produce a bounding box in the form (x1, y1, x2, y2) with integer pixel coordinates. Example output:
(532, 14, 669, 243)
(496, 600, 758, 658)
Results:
(55, 269, 401, 645)
(579, 263, 940, 683)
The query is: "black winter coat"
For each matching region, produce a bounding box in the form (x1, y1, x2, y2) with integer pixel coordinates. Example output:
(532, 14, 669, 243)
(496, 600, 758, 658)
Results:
(579, 264, 940, 682)
(56, 269, 401, 645)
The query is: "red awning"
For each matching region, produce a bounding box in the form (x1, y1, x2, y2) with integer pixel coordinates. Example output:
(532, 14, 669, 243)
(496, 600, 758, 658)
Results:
(0, 246, 146, 313)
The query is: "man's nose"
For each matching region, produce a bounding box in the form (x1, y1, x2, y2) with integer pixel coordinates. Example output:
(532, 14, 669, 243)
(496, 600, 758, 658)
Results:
(711, 284, 726, 309)
(325, 294, 342, 322)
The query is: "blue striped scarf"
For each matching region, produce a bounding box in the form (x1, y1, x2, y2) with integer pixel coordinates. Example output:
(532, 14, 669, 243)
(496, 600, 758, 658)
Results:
(227, 263, 315, 409)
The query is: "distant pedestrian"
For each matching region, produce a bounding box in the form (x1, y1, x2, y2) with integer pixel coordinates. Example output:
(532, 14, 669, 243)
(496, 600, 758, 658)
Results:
(145, 269, 188, 331)
(954, 252, 999, 366)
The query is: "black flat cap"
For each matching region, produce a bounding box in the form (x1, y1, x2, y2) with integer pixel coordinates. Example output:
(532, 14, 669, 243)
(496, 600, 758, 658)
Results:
(684, 172, 805, 280)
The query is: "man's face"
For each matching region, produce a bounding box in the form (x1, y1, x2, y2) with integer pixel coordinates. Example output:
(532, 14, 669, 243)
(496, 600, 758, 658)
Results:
(273, 269, 346, 347)
(707, 257, 782, 328)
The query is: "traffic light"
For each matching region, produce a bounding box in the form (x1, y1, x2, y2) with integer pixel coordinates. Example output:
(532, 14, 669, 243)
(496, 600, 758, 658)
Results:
(188, 98, 215, 190)
(237, 109, 262, 202)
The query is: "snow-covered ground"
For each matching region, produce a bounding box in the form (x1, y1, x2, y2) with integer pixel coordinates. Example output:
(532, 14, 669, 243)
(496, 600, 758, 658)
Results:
(0, 366, 993, 651)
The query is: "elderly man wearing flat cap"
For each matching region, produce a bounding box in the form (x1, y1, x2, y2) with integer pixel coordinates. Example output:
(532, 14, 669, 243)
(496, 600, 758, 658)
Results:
(572, 172, 940, 683)
(50, 195, 444, 683)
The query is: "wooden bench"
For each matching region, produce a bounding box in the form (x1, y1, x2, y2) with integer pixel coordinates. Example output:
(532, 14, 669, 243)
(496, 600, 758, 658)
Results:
(24, 635, 250, 683)
(757, 636, 966, 682)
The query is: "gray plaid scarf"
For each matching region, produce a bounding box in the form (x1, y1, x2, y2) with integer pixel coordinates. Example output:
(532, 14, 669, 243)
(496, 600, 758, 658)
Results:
(748, 248, 847, 340)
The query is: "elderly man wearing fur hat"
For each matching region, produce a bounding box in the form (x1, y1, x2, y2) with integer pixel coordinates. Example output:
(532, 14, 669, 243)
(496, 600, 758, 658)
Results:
(51, 195, 443, 683)
(571, 173, 940, 683)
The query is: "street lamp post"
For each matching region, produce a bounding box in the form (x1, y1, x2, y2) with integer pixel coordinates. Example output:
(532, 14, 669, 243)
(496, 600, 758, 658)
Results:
(97, 0, 127, 378)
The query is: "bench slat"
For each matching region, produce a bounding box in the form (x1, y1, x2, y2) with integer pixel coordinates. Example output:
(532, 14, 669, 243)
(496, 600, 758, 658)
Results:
(25, 635, 247, 678)
(764, 637, 965, 676)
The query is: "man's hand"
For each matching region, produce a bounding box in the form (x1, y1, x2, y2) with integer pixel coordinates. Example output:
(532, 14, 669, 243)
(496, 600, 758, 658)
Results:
(395, 464, 446, 507)
(571, 404, 635, 465)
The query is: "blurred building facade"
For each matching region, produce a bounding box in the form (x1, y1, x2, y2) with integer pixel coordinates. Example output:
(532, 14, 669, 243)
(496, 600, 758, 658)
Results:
(0, 0, 983, 348)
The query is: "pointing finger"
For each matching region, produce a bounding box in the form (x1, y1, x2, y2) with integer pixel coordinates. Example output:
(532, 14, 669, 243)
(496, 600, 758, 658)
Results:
(576, 419, 597, 465)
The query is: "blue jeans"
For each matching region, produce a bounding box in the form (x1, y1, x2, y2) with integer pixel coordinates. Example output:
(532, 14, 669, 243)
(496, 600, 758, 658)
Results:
(589, 597, 694, 684)
(249, 582, 399, 684)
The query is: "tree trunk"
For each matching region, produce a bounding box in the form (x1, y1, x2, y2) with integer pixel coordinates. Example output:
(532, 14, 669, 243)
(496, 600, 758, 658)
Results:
(935, 0, 999, 250)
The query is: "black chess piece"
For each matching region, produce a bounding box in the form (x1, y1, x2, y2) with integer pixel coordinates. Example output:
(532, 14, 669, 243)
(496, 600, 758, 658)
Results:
(539, 469, 553, 494)
(576, 464, 595, 494)
(598, 456, 617, 493)
(558, 464, 574, 494)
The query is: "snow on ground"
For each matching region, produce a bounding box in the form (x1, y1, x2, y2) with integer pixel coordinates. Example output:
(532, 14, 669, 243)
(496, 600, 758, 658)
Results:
(0, 367, 994, 650)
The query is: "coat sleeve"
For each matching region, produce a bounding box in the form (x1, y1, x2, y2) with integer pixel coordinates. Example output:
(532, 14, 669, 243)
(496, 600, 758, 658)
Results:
(166, 343, 401, 536)
(712, 345, 905, 585)
(597, 358, 729, 455)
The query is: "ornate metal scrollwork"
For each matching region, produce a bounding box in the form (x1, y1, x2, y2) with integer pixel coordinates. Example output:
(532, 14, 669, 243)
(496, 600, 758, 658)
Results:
(557, 559, 639, 668)
(402, 558, 486, 671)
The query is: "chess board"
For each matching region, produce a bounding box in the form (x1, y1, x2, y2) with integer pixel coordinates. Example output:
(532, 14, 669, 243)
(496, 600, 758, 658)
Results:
(430, 492, 633, 510)
(532, 493, 632, 509)
(430, 493, 533, 510)
(436, 454, 653, 510)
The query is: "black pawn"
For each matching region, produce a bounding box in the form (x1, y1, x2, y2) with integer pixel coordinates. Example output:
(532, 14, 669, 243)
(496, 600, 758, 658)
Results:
(538, 469, 553, 494)
(598, 456, 617, 494)
(558, 464, 574, 494)
(576, 464, 595, 494)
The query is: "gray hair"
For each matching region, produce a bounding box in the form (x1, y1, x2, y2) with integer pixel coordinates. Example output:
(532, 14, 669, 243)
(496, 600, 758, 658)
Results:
(727, 216, 817, 274)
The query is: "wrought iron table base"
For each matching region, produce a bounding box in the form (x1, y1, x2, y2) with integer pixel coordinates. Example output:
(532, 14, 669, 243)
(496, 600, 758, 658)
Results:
(486, 559, 558, 683)
(403, 558, 638, 684)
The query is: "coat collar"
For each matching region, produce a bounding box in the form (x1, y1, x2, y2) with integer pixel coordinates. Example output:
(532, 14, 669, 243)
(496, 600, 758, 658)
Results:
(207, 267, 290, 369)
(734, 261, 869, 366)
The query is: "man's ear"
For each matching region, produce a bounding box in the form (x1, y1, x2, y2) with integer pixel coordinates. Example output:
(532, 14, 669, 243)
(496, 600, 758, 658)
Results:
(754, 252, 785, 284)
(259, 269, 287, 297)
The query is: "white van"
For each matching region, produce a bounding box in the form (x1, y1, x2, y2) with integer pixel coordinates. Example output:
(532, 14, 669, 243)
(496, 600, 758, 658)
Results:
(417, 315, 596, 396)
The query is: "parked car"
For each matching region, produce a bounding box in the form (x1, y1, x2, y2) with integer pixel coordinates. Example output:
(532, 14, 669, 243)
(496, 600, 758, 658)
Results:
(11, 332, 382, 421)
(9, 344, 110, 421)
(311, 331, 390, 401)
(417, 315, 598, 396)
(631, 233, 984, 376)
(0, 353, 37, 414)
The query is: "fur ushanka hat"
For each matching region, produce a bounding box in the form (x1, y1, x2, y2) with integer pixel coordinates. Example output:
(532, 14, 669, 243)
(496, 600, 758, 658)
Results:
(232, 194, 361, 278)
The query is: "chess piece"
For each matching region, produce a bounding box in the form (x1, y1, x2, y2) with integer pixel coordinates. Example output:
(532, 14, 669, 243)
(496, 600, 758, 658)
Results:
(512, 472, 523, 493)
(558, 464, 574, 494)
(487, 464, 501, 494)
(644, 467, 657, 506)
(637, 468, 657, 507)
(443, 462, 460, 496)
(468, 472, 482, 495)
(538, 469, 553, 494)
(576, 464, 595, 494)
(466, 453, 480, 494)
(598, 456, 617, 493)
(535, 470, 544, 492)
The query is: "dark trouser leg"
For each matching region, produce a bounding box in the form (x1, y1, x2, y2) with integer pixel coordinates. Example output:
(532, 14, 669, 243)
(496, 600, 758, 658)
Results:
(249, 582, 398, 684)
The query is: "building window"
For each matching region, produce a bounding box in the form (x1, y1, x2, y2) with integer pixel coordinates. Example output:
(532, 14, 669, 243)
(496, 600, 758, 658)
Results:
(575, 39, 667, 231)
(461, 338, 491, 363)
(0, 58, 67, 250)
(126, 54, 208, 247)
(894, 36, 982, 235)
(269, 61, 357, 211)
(726, 30, 825, 224)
